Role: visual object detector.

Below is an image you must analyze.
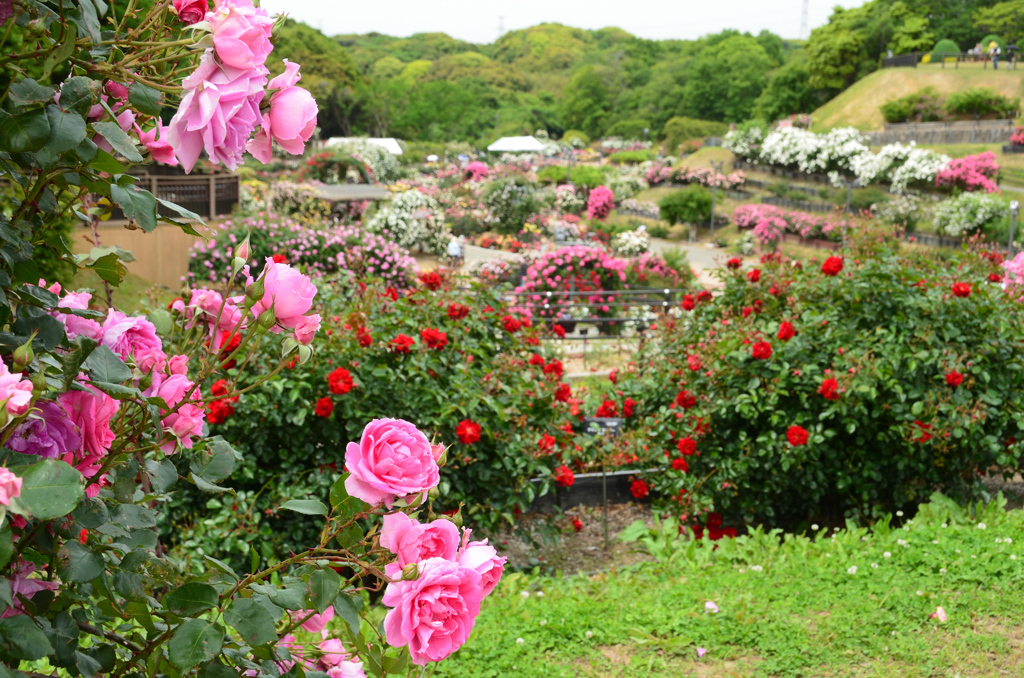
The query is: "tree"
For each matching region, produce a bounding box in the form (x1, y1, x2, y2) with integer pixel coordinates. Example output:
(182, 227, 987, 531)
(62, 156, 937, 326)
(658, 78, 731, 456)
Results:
(973, 1, 1024, 47)
(558, 64, 613, 137)
(754, 54, 827, 121)
(807, 3, 891, 92)
(680, 35, 773, 122)
(887, 1, 936, 54)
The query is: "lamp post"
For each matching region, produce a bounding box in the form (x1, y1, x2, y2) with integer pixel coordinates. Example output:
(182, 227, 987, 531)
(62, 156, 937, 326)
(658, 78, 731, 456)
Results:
(1010, 200, 1020, 256)
(709, 159, 724, 242)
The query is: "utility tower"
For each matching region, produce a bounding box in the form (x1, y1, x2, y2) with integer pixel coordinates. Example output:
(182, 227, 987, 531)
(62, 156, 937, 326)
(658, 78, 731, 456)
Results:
(498, 15, 504, 39)
(799, 0, 809, 40)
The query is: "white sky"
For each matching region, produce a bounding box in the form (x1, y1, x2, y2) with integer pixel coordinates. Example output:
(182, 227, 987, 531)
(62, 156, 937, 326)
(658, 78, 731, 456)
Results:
(261, 0, 868, 44)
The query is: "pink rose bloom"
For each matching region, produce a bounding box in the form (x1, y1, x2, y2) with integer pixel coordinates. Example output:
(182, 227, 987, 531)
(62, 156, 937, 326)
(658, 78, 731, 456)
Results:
(101, 309, 162, 361)
(291, 606, 333, 634)
(380, 512, 459, 567)
(135, 347, 167, 375)
(294, 313, 320, 346)
(161, 403, 205, 454)
(135, 121, 178, 165)
(0, 468, 22, 506)
(3, 561, 58, 618)
(53, 291, 102, 342)
(105, 81, 130, 101)
(146, 373, 195, 409)
(166, 48, 266, 173)
(58, 385, 118, 468)
(172, 0, 208, 24)
(95, 108, 136, 154)
(382, 557, 483, 665)
(252, 258, 317, 330)
(457, 540, 506, 596)
(344, 419, 440, 507)
(325, 662, 366, 678)
(318, 638, 347, 668)
(167, 354, 189, 376)
(208, 0, 274, 70)
(0, 364, 33, 417)
(247, 61, 318, 162)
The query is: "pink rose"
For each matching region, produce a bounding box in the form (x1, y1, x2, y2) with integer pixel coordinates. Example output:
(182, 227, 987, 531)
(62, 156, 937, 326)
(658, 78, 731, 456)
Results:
(0, 468, 22, 506)
(247, 61, 318, 162)
(172, 0, 208, 24)
(325, 662, 366, 678)
(291, 606, 333, 634)
(135, 347, 167, 375)
(253, 258, 317, 330)
(58, 385, 118, 464)
(135, 120, 178, 165)
(208, 0, 274, 70)
(166, 49, 266, 173)
(105, 81, 130, 101)
(146, 373, 196, 410)
(318, 638, 347, 668)
(0, 364, 33, 417)
(3, 562, 58, 618)
(382, 557, 483, 665)
(457, 540, 506, 596)
(161, 403, 205, 453)
(53, 291, 102, 342)
(380, 512, 459, 567)
(101, 309, 162, 361)
(167, 354, 189, 376)
(344, 419, 440, 507)
(294, 313, 320, 346)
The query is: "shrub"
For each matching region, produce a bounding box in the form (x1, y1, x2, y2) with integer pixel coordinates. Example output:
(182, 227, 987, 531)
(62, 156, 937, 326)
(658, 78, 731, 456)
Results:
(189, 215, 418, 289)
(979, 34, 1006, 56)
(605, 118, 652, 141)
(485, 176, 538, 233)
(587, 186, 616, 220)
(606, 166, 650, 200)
(611, 229, 651, 256)
(662, 116, 729, 154)
(880, 87, 945, 124)
(555, 184, 587, 214)
(660, 186, 712, 225)
(930, 38, 961, 59)
(366, 188, 451, 253)
(561, 129, 591, 147)
(307, 139, 403, 184)
(608, 150, 657, 164)
(597, 244, 1024, 527)
(945, 87, 1019, 119)
(536, 164, 569, 184)
(570, 165, 609, 189)
(933, 192, 1009, 237)
(934, 152, 1001, 193)
(873, 193, 922, 231)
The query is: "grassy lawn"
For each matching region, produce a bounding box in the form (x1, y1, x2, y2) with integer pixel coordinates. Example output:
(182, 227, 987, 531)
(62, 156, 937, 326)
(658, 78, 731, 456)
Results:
(68, 268, 177, 314)
(434, 495, 1024, 677)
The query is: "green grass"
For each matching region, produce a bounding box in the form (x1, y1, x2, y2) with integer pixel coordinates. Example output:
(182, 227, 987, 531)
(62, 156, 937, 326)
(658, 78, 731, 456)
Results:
(435, 494, 1024, 677)
(69, 269, 177, 314)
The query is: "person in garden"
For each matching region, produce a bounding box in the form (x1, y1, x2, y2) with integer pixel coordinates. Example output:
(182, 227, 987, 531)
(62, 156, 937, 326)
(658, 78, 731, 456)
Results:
(990, 40, 1001, 69)
(448, 235, 465, 268)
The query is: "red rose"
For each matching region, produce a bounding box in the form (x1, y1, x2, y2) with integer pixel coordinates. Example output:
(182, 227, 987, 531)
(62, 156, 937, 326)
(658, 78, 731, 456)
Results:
(271, 253, 287, 264)
(630, 479, 649, 499)
(207, 399, 235, 425)
(623, 397, 636, 418)
(751, 341, 772, 360)
(552, 324, 566, 338)
(777, 321, 795, 341)
(786, 425, 808, 446)
(742, 306, 753, 318)
(697, 290, 712, 303)
(671, 457, 688, 472)
(502, 315, 521, 333)
(390, 334, 416, 353)
(543, 360, 564, 378)
(357, 330, 372, 348)
(818, 377, 840, 401)
(419, 271, 443, 291)
(706, 512, 723, 528)
(681, 295, 695, 311)
(447, 303, 470, 320)
(420, 328, 448, 350)
(687, 355, 702, 371)
(456, 419, 481, 444)
(951, 282, 971, 298)
(747, 269, 761, 283)
(525, 336, 540, 346)
(727, 258, 742, 270)
(529, 354, 546, 367)
(314, 397, 334, 418)
(554, 465, 575, 488)
(328, 367, 354, 394)
(945, 371, 963, 387)
(675, 390, 696, 409)
(173, 0, 208, 25)
(989, 273, 1003, 283)
(821, 256, 844, 276)
(913, 420, 932, 442)
(571, 517, 583, 532)
(554, 383, 572, 402)
(595, 399, 619, 417)
(678, 437, 697, 455)
(211, 379, 230, 397)
(538, 434, 556, 454)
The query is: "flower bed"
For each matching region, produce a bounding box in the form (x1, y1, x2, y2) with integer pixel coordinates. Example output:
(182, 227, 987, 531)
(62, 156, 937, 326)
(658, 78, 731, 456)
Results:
(646, 164, 746, 189)
(366, 188, 451, 254)
(733, 204, 846, 246)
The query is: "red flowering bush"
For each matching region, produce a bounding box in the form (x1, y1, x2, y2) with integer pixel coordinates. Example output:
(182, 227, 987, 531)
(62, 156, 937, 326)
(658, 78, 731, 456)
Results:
(630, 479, 649, 499)
(821, 256, 844, 276)
(787, 425, 809, 446)
(421, 328, 449, 350)
(751, 341, 773, 360)
(457, 419, 482, 444)
(554, 465, 576, 487)
(951, 282, 972, 298)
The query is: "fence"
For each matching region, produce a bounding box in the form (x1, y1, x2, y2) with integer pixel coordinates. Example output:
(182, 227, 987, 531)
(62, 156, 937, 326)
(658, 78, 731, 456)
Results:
(506, 288, 691, 339)
(881, 52, 1020, 69)
(109, 173, 240, 221)
(865, 120, 1015, 146)
(761, 196, 837, 213)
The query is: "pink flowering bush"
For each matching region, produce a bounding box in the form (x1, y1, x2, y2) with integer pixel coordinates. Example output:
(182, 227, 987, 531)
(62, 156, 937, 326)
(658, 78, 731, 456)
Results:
(1012, 127, 1024, 146)
(587, 185, 616, 220)
(734, 204, 846, 246)
(646, 163, 746, 189)
(465, 161, 489, 181)
(934, 152, 1001, 194)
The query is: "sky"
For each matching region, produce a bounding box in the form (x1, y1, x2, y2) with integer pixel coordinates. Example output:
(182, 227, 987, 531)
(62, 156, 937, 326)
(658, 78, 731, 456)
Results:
(260, 0, 869, 44)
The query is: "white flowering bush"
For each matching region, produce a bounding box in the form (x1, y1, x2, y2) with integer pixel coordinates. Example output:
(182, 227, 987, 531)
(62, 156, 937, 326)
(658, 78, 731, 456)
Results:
(607, 166, 650, 200)
(620, 199, 661, 219)
(888, 146, 951, 194)
(555, 184, 587, 214)
(722, 126, 765, 159)
(611, 229, 652, 256)
(327, 139, 403, 184)
(873, 194, 924, 230)
(933, 193, 1009, 237)
(366, 189, 451, 253)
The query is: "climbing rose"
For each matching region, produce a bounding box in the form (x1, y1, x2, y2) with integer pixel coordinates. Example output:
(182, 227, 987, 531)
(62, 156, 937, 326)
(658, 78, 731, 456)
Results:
(344, 418, 440, 507)
(0, 468, 22, 506)
(553, 465, 574, 488)
(291, 607, 334, 634)
(455, 419, 481, 445)
(293, 313, 320, 346)
(380, 513, 460, 568)
(751, 341, 772, 360)
(819, 377, 840, 401)
(678, 437, 697, 455)
(134, 121, 178, 165)
(777, 321, 795, 342)
(420, 328, 448, 350)
(747, 269, 761, 282)
(630, 479, 649, 499)
(328, 368, 354, 395)
(382, 557, 484, 665)
(951, 282, 971, 298)
(246, 60, 318, 162)
(58, 386, 119, 463)
(390, 334, 415, 353)
(207, 0, 275, 70)
(457, 539, 506, 596)
(821, 256, 844, 276)
(100, 310, 162, 361)
(171, 0, 207, 24)
(945, 371, 963, 387)
(0, 363, 34, 417)
(786, 425, 809, 446)
(315, 397, 334, 418)
(6, 400, 82, 459)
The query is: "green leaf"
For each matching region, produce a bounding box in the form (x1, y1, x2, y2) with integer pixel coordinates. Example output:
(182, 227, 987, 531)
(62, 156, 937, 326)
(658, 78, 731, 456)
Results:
(129, 82, 165, 117)
(334, 595, 362, 637)
(73, 137, 98, 163)
(16, 283, 59, 308)
(12, 307, 64, 351)
(329, 474, 350, 508)
(109, 504, 157, 530)
(83, 345, 132, 383)
(9, 79, 55, 107)
(110, 183, 157, 231)
(204, 556, 238, 579)
(71, 497, 108, 530)
(88, 252, 127, 286)
(224, 598, 278, 647)
(190, 473, 232, 494)
(44, 105, 87, 155)
(0, 523, 12, 570)
(280, 500, 328, 516)
(190, 438, 237, 483)
(9, 459, 84, 520)
(168, 620, 223, 671)
(44, 611, 79, 665)
(92, 121, 143, 163)
(58, 541, 105, 582)
(0, 109, 51, 153)
(145, 459, 178, 493)
(307, 568, 341, 614)
(44, 23, 79, 75)
(58, 77, 99, 117)
(90, 148, 122, 175)
(165, 583, 219, 617)
(157, 198, 205, 225)
(0, 617, 53, 662)
(89, 381, 143, 400)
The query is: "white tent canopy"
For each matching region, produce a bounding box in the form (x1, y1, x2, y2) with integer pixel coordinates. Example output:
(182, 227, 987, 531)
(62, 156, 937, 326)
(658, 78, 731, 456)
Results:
(325, 137, 404, 155)
(486, 135, 546, 152)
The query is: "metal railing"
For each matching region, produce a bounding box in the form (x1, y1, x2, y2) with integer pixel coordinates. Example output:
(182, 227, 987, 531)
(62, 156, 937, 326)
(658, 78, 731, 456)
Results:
(108, 173, 240, 221)
(507, 287, 691, 339)
(881, 51, 1020, 69)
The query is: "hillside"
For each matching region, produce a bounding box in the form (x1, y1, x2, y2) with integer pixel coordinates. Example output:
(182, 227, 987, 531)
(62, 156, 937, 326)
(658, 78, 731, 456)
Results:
(811, 66, 1024, 132)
